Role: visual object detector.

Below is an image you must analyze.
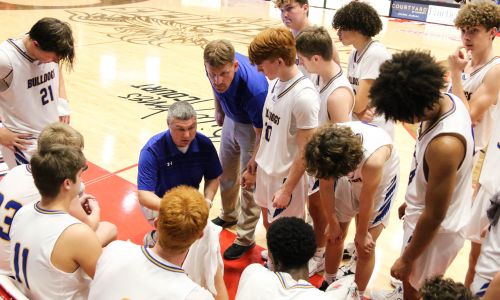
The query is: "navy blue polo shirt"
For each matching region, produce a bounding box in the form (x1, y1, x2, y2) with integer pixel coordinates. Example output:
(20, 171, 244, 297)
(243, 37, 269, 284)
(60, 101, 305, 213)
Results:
(137, 130, 222, 197)
(212, 52, 268, 128)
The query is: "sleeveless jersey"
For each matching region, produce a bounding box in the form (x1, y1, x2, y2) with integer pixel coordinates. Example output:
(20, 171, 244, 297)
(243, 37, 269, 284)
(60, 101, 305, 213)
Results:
(347, 41, 394, 137)
(0, 164, 39, 276)
(0, 38, 59, 136)
(236, 263, 335, 300)
(478, 105, 500, 194)
(255, 72, 319, 177)
(449, 57, 500, 152)
(9, 202, 88, 300)
(312, 70, 354, 125)
(88, 240, 213, 300)
(475, 220, 500, 282)
(405, 94, 474, 233)
(339, 121, 399, 200)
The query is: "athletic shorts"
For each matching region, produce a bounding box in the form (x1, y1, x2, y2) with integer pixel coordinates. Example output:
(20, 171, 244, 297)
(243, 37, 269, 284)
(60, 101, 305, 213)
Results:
(402, 221, 465, 290)
(335, 174, 398, 228)
(308, 176, 320, 196)
(255, 166, 308, 223)
(465, 186, 491, 243)
(471, 274, 490, 297)
(0, 139, 37, 169)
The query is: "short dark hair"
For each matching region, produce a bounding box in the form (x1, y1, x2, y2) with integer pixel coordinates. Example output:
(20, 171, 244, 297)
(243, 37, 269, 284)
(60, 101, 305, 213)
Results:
(296, 26, 333, 61)
(31, 144, 86, 199)
(29, 17, 75, 68)
(420, 276, 478, 300)
(332, 1, 382, 37)
(370, 50, 446, 123)
(267, 217, 316, 270)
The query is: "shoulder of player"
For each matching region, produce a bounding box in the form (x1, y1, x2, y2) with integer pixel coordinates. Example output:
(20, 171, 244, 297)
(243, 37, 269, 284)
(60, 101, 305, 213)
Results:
(425, 134, 467, 167)
(483, 63, 500, 89)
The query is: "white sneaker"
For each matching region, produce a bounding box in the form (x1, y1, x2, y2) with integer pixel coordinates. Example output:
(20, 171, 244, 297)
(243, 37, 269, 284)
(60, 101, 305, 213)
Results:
(390, 276, 402, 288)
(261, 250, 268, 261)
(370, 285, 403, 300)
(336, 255, 357, 278)
(308, 254, 325, 277)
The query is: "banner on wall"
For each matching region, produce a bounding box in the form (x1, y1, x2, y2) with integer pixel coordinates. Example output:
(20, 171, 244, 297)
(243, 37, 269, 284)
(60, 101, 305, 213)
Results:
(390, 1, 429, 22)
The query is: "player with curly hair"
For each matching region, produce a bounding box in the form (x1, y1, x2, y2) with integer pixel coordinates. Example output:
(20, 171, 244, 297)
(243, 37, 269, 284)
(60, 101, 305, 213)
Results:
(332, 1, 394, 138)
(370, 50, 474, 300)
(305, 123, 399, 298)
(420, 276, 478, 300)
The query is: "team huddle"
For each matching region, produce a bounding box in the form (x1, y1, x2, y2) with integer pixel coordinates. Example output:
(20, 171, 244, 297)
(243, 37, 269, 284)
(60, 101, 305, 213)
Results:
(0, 0, 499, 299)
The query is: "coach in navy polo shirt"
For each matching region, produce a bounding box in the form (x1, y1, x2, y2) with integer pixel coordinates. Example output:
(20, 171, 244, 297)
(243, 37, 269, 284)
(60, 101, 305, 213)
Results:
(204, 39, 268, 260)
(137, 101, 222, 229)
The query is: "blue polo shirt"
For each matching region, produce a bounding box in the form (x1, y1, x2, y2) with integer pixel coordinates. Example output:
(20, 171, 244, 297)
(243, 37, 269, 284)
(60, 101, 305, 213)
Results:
(137, 130, 223, 197)
(212, 52, 268, 128)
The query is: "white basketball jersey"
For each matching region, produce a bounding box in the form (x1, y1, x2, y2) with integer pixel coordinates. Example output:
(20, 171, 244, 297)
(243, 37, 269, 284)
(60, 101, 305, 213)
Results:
(89, 240, 213, 300)
(0, 164, 39, 276)
(339, 121, 399, 200)
(347, 41, 394, 137)
(0, 38, 59, 136)
(405, 94, 474, 233)
(256, 72, 319, 177)
(449, 57, 500, 152)
(9, 202, 89, 300)
(236, 263, 334, 300)
(475, 221, 500, 281)
(478, 106, 500, 194)
(312, 70, 354, 125)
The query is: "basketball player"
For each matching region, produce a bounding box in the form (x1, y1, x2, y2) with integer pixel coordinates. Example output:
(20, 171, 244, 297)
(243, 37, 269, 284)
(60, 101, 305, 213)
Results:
(295, 25, 354, 276)
(9, 145, 102, 299)
(0, 17, 74, 169)
(369, 50, 474, 300)
(419, 276, 478, 300)
(0, 123, 116, 276)
(471, 191, 500, 297)
(447, 1, 500, 287)
(203, 39, 267, 260)
(246, 27, 319, 231)
(236, 217, 359, 299)
(305, 123, 399, 298)
(332, 1, 394, 138)
(89, 186, 227, 300)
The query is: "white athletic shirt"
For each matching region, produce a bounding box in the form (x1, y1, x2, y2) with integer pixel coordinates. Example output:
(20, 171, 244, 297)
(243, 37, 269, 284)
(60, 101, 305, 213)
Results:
(475, 220, 500, 281)
(478, 106, 500, 194)
(0, 164, 39, 276)
(339, 121, 399, 200)
(255, 72, 319, 177)
(347, 41, 394, 137)
(9, 202, 89, 300)
(88, 240, 213, 300)
(0, 38, 59, 136)
(236, 263, 334, 300)
(312, 70, 354, 125)
(449, 57, 500, 152)
(405, 94, 474, 233)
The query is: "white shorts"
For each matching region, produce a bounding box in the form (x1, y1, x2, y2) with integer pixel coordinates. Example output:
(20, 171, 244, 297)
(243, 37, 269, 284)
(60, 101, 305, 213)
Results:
(335, 174, 398, 228)
(0, 139, 37, 169)
(255, 166, 308, 223)
(402, 222, 465, 290)
(465, 186, 491, 243)
(308, 176, 320, 196)
(471, 274, 490, 297)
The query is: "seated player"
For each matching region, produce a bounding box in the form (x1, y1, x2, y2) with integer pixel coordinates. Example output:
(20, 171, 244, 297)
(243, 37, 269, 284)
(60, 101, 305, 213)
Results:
(89, 186, 228, 300)
(419, 276, 478, 300)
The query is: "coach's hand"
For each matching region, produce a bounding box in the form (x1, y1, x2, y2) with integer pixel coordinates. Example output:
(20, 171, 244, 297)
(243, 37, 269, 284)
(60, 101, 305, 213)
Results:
(272, 188, 291, 208)
(0, 127, 32, 151)
(241, 170, 256, 191)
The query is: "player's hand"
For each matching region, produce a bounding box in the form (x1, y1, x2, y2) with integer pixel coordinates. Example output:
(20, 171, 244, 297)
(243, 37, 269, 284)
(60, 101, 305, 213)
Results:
(354, 232, 375, 256)
(447, 47, 468, 74)
(272, 188, 291, 208)
(391, 256, 413, 281)
(356, 107, 375, 123)
(480, 225, 489, 238)
(246, 157, 258, 175)
(241, 170, 256, 191)
(79, 194, 98, 215)
(325, 218, 342, 245)
(398, 202, 407, 220)
(215, 109, 224, 127)
(0, 127, 33, 151)
(59, 115, 70, 124)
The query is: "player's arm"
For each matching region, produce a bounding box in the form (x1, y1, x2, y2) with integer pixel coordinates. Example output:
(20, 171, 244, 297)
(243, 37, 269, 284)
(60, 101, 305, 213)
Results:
(58, 66, 70, 124)
(319, 178, 342, 243)
(466, 65, 500, 126)
(392, 134, 465, 279)
(352, 79, 374, 118)
(484, 271, 500, 300)
(327, 87, 354, 123)
(356, 146, 389, 255)
(214, 265, 229, 300)
(272, 127, 315, 208)
(52, 223, 102, 278)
